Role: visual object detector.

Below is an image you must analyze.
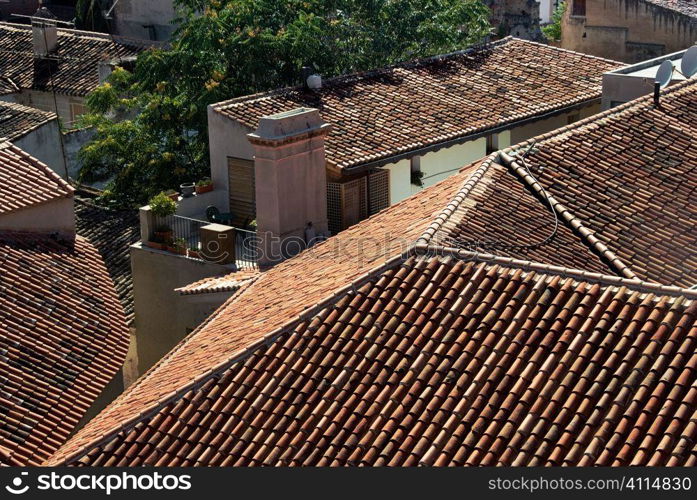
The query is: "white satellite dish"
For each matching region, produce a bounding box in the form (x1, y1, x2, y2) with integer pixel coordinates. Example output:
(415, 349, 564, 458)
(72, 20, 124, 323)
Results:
(681, 46, 697, 78)
(655, 60, 674, 88)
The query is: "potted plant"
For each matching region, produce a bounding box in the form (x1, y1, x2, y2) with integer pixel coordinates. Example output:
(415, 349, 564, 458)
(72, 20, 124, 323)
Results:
(195, 177, 214, 194)
(165, 189, 179, 201)
(188, 244, 200, 259)
(149, 192, 177, 245)
(173, 237, 188, 255)
(180, 182, 195, 198)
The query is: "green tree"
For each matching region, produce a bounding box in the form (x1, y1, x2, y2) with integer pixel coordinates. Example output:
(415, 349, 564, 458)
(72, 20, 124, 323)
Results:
(542, 2, 565, 42)
(80, 0, 491, 208)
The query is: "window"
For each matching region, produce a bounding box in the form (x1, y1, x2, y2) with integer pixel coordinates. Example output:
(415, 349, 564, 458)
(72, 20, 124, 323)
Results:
(69, 102, 88, 124)
(572, 0, 586, 16)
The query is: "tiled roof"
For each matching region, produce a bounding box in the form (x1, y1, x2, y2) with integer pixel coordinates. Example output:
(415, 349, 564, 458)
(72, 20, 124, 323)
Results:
(645, 0, 697, 18)
(54, 253, 697, 467)
(213, 37, 620, 171)
(47, 169, 468, 465)
(0, 100, 55, 140)
(176, 270, 260, 296)
(501, 79, 697, 288)
(0, 76, 18, 95)
(0, 232, 129, 466)
(0, 22, 143, 96)
(74, 195, 140, 324)
(46, 72, 697, 469)
(428, 155, 615, 275)
(0, 141, 72, 215)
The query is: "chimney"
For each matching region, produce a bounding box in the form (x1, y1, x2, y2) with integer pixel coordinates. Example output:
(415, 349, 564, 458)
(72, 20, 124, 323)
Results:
(32, 6, 58, 58)
(247, 108, 331, 266)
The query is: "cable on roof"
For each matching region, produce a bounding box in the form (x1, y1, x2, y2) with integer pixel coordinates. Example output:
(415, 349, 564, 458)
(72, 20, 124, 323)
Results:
(447, 140, 561, 253)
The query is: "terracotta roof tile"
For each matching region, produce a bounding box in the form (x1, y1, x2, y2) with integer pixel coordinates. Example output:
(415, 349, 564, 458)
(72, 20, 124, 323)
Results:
(213, 38, 620, 171)
(46, 171, 466, 465)
(645, 0, 697, 18)
(48, 254, 697, 466)
(0, 141, 72, 215)
(0, 232, 130, 466)
(45, 61, 697, 469)
(0, 22, 144, 97)
(74, 195, 140, 324)
(0, 100, 55, 141)
(176, 270, 260, 296)
(502, 79, 697, 288)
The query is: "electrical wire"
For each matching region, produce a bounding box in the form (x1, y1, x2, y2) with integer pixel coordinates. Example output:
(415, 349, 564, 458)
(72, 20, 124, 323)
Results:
(447, 141, 561, 253)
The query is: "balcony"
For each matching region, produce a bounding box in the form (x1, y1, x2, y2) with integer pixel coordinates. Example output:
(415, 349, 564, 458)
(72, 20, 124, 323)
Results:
(139, 188, 258, 269)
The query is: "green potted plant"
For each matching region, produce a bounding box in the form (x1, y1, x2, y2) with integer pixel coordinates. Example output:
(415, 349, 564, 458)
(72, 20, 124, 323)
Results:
(165, 189, 179, 201)
(188, 243, 200, 259)
(195, 177, 213, 194)
(173, 237, 188, 255)
(149, 192, 177, 245)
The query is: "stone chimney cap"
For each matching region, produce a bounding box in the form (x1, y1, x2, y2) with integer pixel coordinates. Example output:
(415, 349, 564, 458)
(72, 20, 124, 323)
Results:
(248, 107, 331, 144)
(33, 6, 58, 21)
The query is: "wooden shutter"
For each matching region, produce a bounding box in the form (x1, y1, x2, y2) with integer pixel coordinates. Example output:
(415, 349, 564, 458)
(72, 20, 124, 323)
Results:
(227, 157, 255, 226)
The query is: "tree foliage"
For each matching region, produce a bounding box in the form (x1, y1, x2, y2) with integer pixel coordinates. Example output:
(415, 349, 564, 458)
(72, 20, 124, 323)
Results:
(80, 0, 491, 208)
(542, 2, 565, 42)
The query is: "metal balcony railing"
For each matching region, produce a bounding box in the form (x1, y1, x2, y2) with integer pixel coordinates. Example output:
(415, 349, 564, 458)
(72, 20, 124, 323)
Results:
(151, 214, 258, 268)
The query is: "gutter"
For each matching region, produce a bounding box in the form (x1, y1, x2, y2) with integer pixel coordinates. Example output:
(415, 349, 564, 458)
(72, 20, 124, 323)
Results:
(342, 97, 601, 173)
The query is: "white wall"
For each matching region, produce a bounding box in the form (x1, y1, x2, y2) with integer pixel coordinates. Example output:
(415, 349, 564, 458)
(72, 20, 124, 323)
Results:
(509, 105, 599, 144)
(419, 137, 487, 189)
(383, 159, 411, 205)
(13, 121, 67, 179)
(207, 106, 255, 211)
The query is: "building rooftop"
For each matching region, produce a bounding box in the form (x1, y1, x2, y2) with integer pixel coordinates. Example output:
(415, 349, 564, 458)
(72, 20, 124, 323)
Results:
(0, 141, 72, 215)
(0, 100, 55, 140)
(0, 232, 129, 466)
(0, 22, 144, 96)
(74, 195, 140, 324)
(213, 37, 620, 172)
(645, 0, 697, 19)
(47, 76, 697, 468)
(55, 253, 697, 467)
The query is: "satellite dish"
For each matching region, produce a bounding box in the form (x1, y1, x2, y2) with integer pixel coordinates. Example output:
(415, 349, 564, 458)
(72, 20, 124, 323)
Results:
(655, 60, 674, 88)
(682, 46, 697, 78)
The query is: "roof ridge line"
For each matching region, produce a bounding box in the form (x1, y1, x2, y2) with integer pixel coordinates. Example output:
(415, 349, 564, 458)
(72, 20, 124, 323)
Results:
(417, 154, 498, 245)
(498, 151, 637, 280)
(212, 37, 518, 111)
(49, 249, 417, 466)
(412, 243, 697, 299)
(511, 37, 623, 66)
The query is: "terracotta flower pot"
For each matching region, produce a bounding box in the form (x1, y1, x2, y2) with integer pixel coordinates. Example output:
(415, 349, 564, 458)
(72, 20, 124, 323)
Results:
(195, 183, 214, 194)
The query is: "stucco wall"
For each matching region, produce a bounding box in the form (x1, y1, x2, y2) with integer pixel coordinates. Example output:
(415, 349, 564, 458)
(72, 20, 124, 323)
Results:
(509, 105, 599, 143)
(13, 120, 67, 179)
(131, 244, 235, 373)
(208, 106, 255, 212)
(419, 138, 488, 188)
(13, 90, 86, 126)
(114, 0, 178, 41)
(561, 0, 697, 62)
(382, 159, 411, 205)
(0, 197, 74, 234)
